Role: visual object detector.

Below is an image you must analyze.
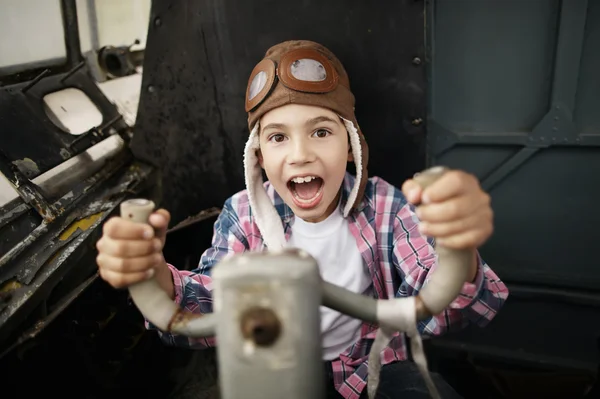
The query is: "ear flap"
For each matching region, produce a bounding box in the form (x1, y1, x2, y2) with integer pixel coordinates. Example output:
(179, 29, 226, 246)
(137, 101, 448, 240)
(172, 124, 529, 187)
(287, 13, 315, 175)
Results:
(243, 122, 287, 249)
(341, 117, 367, 217)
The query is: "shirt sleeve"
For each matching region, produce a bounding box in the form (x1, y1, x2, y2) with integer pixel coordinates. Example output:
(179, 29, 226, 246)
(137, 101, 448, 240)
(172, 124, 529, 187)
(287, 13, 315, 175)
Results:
(391, 202, 509, 336)
(145, 197, 248, 348)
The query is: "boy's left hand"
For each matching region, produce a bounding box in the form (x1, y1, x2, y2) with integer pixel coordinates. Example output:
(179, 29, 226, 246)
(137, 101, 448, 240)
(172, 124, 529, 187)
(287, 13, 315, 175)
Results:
(402, 169, 493, 250)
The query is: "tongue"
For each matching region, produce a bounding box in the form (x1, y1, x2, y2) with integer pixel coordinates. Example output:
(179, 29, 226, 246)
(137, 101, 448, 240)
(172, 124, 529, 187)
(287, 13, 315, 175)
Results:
(294, 179, 322, 200)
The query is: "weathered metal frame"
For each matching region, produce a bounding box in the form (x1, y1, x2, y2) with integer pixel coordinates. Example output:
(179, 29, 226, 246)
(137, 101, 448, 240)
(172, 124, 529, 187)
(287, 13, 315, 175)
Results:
(0, 159, 156, 351)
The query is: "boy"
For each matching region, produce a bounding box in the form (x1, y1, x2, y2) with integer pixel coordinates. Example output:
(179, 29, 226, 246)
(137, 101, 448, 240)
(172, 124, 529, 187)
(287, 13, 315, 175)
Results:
(96, 40, 509, 398)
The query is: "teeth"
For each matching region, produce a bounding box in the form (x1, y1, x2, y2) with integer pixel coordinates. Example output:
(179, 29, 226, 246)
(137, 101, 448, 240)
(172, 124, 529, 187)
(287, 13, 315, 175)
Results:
(291, 176, 317, 184)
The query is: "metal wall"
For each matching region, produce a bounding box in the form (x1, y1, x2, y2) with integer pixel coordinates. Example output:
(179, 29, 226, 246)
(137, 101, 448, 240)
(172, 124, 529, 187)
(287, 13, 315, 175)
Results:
(132, 0, 427, 225)
(426, 0, 600, 374)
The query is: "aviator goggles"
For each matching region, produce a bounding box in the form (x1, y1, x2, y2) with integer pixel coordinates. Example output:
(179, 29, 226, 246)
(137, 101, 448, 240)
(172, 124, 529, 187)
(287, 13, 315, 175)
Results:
(245, 48, 343, 112)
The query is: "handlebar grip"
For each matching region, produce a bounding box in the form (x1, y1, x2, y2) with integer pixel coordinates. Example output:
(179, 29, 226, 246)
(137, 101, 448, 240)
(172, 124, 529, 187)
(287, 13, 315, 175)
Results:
(412, 166, 473, 317)
(120, 198, 155, 224)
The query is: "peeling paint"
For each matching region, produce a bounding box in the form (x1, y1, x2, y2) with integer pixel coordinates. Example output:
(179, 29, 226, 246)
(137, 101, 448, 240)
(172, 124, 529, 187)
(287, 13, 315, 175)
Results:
(0, 203, 29, 226)
(59, 212, 103, 241)
(12, 158, 40, 178)
(0, 279, 22, 293)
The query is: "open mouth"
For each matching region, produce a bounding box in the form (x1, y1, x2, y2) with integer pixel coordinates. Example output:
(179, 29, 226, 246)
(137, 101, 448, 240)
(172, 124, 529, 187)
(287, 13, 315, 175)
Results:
(287, 175, 324, 209)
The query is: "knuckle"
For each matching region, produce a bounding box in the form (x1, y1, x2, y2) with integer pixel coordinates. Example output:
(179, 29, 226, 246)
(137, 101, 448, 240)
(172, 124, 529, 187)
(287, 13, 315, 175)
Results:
(149, 239, 160, 254)
(103, 218, 117, 235)
(447, 170, 463, 187)
(114, 240, 129, 256)
(482, 192, 491, 206)
(95, 238, 104, 252)
(96, 253, 104, 267)
(448, 202, 460, 218)
(115, 257, 128, 271)
(114, 275, 127, 288)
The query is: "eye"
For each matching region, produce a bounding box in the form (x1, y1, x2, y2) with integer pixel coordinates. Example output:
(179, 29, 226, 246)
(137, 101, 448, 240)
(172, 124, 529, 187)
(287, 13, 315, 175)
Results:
(268, 133, 286, 143)
(312, 129, 331, 138)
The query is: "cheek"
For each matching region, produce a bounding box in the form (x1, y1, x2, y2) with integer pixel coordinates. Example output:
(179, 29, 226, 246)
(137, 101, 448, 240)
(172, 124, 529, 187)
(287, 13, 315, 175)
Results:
(258, 148, 283, 176)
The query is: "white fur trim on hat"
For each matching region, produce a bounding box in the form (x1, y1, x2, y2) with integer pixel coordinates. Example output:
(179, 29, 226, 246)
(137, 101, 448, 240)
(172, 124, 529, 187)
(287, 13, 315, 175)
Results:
(341, 117, 363, 217)
(243, 117, 363, 248)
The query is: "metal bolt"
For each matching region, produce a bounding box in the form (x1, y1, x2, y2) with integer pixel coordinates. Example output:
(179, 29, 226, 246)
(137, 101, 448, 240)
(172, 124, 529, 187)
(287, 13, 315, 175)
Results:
(412, 57, 422, 65)
(411, 118, 423, 126)
(154, 17, 162, 27)
(148, 85, 156, 93)
(240, 307, 281, 347)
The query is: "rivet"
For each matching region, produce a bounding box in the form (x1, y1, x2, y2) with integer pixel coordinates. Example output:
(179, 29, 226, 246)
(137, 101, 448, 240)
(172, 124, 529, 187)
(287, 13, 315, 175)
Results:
(148, 85, 156, 93)
(412, 57, 422, 65)
(154, 17, 162, 27)
(411, 118, 423, 126)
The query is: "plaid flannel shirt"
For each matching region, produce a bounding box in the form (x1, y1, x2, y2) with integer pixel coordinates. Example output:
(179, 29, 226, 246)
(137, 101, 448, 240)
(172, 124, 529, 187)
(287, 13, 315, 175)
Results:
(149, 172, 509, 398)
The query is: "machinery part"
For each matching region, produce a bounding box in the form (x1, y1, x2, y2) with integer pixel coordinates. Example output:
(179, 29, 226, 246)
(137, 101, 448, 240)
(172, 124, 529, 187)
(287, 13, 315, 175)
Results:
(212, 248, 324, 399)
(119, 199, 217, 337)
(120, 166, 473, 399)
(239, 307, 282, 347)
(98, 44, 137, 79)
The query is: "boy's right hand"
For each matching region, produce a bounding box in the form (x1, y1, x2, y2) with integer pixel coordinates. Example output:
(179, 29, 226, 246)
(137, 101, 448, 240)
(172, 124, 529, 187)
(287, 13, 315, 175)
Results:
(96, 209, 171, 289)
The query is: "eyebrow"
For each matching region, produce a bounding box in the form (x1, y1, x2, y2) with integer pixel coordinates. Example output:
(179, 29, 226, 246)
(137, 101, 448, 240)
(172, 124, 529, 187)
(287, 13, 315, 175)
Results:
(261, 116, 339, 133)
(304, 116, 339, 127)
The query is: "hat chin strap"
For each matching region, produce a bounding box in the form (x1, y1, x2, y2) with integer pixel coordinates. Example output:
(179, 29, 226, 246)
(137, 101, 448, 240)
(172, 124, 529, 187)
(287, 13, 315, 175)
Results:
(243, 117, 364, 249)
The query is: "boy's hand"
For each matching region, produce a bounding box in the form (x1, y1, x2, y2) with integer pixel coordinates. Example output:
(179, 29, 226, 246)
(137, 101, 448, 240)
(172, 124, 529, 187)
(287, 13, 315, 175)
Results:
(96, 209, 172, 290)
(402, 170, 493, 250)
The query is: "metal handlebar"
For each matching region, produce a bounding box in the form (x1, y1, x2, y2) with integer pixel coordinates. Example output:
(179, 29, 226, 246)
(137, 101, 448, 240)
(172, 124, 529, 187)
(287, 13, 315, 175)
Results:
(119, 166, 472, 399)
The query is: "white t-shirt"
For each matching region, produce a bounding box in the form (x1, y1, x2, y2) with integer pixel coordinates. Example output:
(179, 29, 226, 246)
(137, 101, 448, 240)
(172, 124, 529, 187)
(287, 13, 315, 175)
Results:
(286, 202, 372, 361)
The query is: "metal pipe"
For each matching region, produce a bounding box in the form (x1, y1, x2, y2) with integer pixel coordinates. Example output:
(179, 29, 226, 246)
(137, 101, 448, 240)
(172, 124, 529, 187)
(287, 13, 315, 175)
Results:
(60, 0, 83, 68)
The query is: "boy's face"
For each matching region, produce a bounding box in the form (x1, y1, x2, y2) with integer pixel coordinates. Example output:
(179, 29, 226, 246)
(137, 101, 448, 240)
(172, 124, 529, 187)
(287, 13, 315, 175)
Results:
(258, 104, 352, 223)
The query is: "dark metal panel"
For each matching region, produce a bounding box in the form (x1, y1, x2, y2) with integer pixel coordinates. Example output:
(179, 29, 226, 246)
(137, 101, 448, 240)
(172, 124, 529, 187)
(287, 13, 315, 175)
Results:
(430, 0, 559, 133)
(574, 0, 600, 133)
(426, 0, 600, 376)
(132, 0, 427, 225)
(428, 0, 600, 289)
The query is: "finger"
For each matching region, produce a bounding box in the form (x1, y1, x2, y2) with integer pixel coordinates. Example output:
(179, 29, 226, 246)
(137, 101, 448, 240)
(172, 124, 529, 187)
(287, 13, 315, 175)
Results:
(402, 179, 423, 204)
(148, 209, 170, 241)
(96, 252, 163, 273)
(435, 225, 493, 250)
(97, 236, 162, 258)
(422, 171, 479, 203)
(418, 208, 492, 238)
(103, 216, 154, 240)
(98, 267, 155, 289)
(417, 193, 490, 223)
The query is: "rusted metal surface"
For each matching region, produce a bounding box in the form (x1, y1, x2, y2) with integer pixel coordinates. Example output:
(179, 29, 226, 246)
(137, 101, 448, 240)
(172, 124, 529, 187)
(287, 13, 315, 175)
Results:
(167, 308, 207, 333)
(239, 307, 281, 347)
(0, 149, 58, 222)
(0, 148, 131, 283)
(0, 160, 155, 350)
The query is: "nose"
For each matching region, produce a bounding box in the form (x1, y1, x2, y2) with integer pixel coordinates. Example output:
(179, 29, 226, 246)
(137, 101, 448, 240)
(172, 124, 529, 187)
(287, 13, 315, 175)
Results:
(286, 137, 315, 165)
